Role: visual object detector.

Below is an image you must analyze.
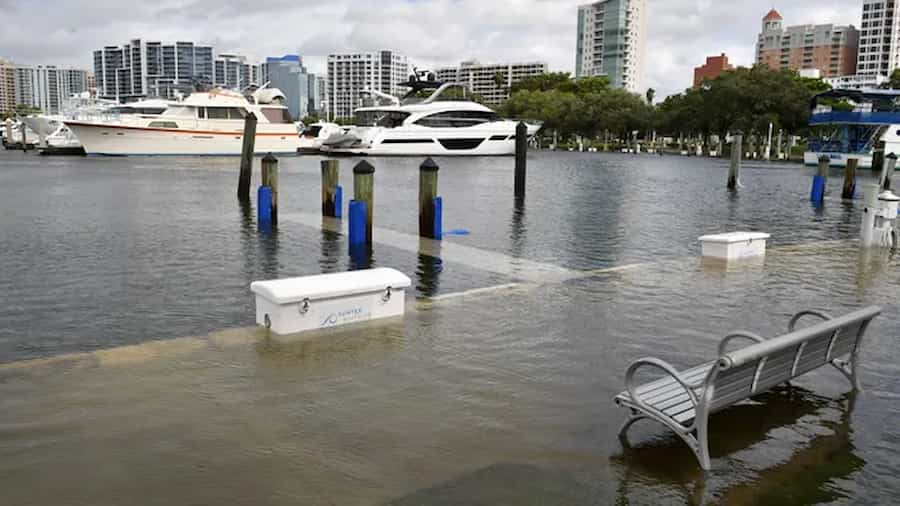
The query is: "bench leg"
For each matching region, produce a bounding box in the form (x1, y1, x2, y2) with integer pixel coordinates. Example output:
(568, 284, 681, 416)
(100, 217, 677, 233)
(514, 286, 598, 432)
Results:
(618, 409, 712, 471)
(831, 357, 861, 392)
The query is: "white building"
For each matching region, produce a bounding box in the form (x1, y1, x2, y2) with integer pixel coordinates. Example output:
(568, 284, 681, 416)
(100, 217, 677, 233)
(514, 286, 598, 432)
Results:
(858, 0, 900, 76)
(214, 53, 259, 91)
(435, 60, 547, 105)
(326, 51, 410, 120)
(0, 58, 16, 115)
(575, 0, 647, 93)
(13, 65, 89, 115)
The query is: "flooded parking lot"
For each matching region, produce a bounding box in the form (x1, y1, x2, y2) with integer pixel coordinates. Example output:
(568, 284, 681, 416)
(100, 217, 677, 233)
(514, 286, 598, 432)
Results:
(0, 150, 898, 504)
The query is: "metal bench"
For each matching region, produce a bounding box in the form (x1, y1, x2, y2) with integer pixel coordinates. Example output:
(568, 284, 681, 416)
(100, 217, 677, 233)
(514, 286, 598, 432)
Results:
(614, 306, 881, 470)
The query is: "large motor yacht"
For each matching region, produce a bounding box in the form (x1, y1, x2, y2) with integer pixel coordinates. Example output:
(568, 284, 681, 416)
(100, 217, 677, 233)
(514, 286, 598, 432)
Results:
(64, 88, 301, 156)
(321, 80, 541, 156)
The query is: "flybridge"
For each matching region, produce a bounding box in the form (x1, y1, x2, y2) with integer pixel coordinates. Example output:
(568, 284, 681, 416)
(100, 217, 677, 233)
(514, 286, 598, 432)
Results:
(810, 89, 900, 125)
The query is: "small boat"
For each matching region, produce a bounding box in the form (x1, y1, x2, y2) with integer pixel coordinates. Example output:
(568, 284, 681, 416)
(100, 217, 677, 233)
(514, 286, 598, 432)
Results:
(805, 88, 900, 169)
(64, 87, 302, 156)
(40, 124, 86, 156)
(297, 121, 345, 153)
(321, 80, 541, 156)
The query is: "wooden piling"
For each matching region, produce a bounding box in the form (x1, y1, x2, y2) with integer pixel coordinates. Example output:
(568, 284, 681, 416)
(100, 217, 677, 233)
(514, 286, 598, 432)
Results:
(842, 158, 858, 199)
(353, 160, 375, 244)
(237, 112, 257, 202)
(514, 122, 527, 197)
(261, 153, 279, 225)
(872, 142, 885, 173)
(419, 158, 440, 239)
(883, 153, 896, 191)
(727, 131, 742, 190)
(321, 159, 340, 217)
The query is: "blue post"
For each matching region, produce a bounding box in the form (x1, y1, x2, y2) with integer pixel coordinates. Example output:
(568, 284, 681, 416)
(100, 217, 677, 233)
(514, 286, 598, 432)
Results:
(433, 197, 443, 241)
(334, 185, 343, 218)
(810, 175, 826, 203)
(348, 200, 367, 248)
(258, 186, 272, 226)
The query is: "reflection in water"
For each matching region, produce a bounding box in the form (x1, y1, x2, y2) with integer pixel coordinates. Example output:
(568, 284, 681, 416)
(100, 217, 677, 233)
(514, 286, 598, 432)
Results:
(254, 319, 405, 366)
(417, 255, 443, 299)
(609, 387, 860, 505)
(349, 244, 375, 270)
(319, 227, 342, 274)
(258, 224, 280, 281)
(510, 197, 526, 258)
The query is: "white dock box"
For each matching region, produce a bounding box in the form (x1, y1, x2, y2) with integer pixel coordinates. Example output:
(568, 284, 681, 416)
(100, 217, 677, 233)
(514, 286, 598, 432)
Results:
(250, 268, 412, 335)
(698, 231, 770, 261)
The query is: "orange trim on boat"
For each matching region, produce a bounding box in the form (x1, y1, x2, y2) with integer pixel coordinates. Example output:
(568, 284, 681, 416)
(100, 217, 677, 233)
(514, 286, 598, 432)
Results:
(64, 121, 296, 137)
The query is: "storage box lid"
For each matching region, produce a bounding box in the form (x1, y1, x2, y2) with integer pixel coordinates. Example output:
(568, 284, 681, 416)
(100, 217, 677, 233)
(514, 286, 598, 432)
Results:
(698, 231, 771, 244)
(250, 268, 412, 304)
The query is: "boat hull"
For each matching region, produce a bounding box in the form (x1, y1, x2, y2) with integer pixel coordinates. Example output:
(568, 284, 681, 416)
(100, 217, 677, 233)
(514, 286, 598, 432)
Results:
(803, 151, 873, 169)
(65, 121, 302, 156)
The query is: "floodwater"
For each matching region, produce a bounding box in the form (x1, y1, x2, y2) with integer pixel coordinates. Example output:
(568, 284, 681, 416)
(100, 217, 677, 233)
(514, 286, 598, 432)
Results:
(0, 150, 898, 504)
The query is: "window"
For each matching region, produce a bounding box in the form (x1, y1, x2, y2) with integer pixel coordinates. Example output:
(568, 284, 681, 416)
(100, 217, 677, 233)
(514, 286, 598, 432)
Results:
(415, 110, 499, 128)
(260, 107, 292, 124)
(375, 112, 410, 128)
(206, 107, 245, 120)
(148, 121, 179, 128)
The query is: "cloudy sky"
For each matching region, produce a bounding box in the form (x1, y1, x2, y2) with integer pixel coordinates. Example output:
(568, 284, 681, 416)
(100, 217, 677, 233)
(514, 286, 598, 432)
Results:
(0, 0, 863, 99)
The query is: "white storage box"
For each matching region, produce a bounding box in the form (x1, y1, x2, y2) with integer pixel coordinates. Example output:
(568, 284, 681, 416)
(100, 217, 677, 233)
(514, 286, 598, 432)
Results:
(698, 231, 770, 261)
(250, 268, 412, 335)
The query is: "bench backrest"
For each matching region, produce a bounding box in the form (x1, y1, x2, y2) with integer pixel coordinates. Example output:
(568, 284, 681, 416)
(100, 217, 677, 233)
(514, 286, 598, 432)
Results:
(706, 306, 881, 412)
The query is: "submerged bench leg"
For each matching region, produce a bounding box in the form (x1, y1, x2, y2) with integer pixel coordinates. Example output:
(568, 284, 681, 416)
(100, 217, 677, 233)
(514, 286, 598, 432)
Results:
(831, 357, 862, 392)
(618, 409, 712, 471)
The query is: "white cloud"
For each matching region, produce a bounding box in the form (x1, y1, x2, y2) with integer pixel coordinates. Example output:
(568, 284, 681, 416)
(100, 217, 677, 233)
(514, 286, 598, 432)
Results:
(0, 0, 865, 99)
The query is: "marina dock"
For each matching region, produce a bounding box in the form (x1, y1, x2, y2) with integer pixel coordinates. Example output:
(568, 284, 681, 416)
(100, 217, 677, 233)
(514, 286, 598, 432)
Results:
(1, 150, 899, 504)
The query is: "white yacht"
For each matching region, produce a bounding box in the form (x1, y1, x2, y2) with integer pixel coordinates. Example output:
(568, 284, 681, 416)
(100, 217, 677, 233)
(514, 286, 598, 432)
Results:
(321, 82, 541, 156)
(297, 121, 345, 153)
(64, 88, 301, 156)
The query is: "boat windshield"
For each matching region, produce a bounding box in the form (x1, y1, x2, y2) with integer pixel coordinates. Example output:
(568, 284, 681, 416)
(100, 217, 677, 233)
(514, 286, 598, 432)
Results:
(355, 110, 409, 128)
(302, 125, 323, 137)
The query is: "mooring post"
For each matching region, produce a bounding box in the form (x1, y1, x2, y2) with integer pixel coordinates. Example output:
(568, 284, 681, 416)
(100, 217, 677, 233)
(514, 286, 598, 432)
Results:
(321, 159, 342, 218)
(419, 157, 442, 240)
(842, 158, 858, 199)
(353, 160, 375, 244)
(348, 200, 367, 249)
(20, 122, 27, 152)
(257, 186, 272, 230)
(514, 122, 527, 197)
(811, 156, 828, 204)
(237, 112, 257, 202)
(727, 131, 742, 190)
(861, 183, 880, 247)
(882, 153, 896, 191)
(872, 142, 885, 173)
(261, 153, 279, 225)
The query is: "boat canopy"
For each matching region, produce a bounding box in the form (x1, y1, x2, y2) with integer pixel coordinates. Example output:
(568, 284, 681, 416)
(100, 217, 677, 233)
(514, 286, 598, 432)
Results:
(810, 88, 900, 125)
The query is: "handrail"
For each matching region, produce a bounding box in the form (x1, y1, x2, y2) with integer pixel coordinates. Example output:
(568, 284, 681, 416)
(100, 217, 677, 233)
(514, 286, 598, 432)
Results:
(717, 331, 767, 357)
(625, 357, 700, 432)
(788, 310, 833, 332)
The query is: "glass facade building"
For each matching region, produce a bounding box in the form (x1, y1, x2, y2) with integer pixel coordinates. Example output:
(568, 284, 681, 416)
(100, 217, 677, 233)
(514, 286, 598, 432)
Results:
(575, 0, 646, 92)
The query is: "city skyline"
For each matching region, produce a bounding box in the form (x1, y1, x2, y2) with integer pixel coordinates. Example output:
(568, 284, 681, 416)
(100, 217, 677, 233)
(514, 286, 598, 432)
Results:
(0, 0, 872, 98)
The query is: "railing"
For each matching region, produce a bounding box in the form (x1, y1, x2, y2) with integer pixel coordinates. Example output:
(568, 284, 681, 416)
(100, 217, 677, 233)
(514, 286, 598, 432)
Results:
(810, 111, 900, 125)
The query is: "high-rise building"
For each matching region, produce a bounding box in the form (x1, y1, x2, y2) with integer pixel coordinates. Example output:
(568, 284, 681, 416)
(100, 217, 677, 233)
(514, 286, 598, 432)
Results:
(214, 53, 259, 91)
(326, 51, 410, 119)
(94, 39, 216, 101)
(12, 65, 89, 115)
(434, 60, 547, 105)
(857, 1, 900, 76)
(693, 53, 734, 87)
(575, 0, 647, 93)
(0, 58, 15, 115)
(316, 76, 327, 118)
(755, 9, 858, 78)
(262, 55, 319, 120)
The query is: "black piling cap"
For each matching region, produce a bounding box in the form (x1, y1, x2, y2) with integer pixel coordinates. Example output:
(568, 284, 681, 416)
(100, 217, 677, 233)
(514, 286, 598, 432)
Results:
(420, 157, 439, 172)
(888, 153, 898, 160)
(262, 152, 277, 163)
(353, 159, 375, 174)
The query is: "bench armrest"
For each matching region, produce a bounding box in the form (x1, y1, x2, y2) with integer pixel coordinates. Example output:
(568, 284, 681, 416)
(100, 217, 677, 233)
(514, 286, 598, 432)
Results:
(717, 331, 766, 357)
(788, 310, 833, 332)
(625, 358, 700, 427)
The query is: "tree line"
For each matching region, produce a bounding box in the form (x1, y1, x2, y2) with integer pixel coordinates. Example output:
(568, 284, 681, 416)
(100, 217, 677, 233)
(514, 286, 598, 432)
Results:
(499, 67, 832, 153)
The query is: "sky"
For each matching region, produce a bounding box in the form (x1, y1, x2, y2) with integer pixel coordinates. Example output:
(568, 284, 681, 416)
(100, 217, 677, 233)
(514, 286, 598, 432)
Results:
(0, 0, 864, 99)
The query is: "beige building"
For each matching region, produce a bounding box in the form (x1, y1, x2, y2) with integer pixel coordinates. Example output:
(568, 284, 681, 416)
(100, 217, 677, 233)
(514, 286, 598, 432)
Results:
(0, 58, 15, 115)
(435, 60, 547, 105)
(755, 9, 858, 78)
